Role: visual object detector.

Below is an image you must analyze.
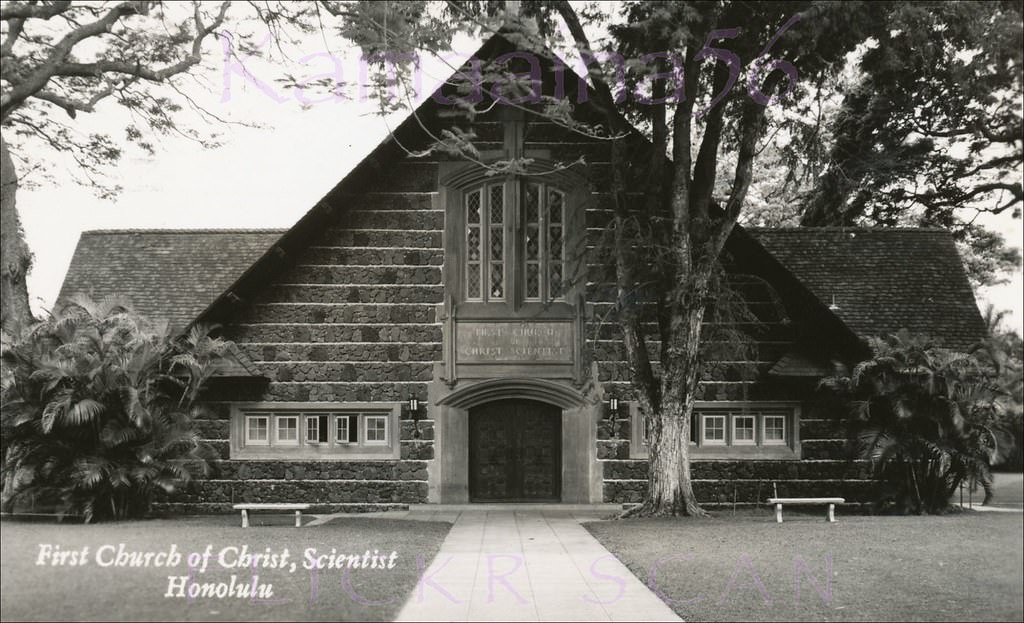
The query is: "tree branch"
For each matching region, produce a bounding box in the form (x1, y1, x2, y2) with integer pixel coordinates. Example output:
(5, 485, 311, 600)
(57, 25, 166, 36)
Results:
(1, 2, 142, 119)
(689, 65, 731, 241)
(30, 81, 121, 117)
(707, 98, 768, 263)
(0, 1, 72, 21)
(552, 0, 658, 407)
(551, 0, 621, 130)
(1, 1, 231, 121)
(668, 48, 698, 262)
(0, 14, 26, 56)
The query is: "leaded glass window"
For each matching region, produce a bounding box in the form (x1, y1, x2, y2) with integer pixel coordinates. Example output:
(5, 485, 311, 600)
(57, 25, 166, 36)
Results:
(522, 182, 566, 302)
(547, 188, 565, 300)
(462, 180, 567, 304)
(464, 185, 506, 301)
(489, 185, 505, 300)
(525, 183, 541, 299)
(465, 189, 482, 300)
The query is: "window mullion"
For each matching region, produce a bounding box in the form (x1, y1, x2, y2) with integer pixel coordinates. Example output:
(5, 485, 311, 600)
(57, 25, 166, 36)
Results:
(539, 183, 547, 303)
(510, 179, 520, 310)
(483, 189, 490, 303)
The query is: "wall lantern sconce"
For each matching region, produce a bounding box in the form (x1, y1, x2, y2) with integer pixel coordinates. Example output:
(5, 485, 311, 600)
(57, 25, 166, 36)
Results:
(607, 396, 623, 439)
(828, 294, 841, 312)
(408, 395, 423, 439)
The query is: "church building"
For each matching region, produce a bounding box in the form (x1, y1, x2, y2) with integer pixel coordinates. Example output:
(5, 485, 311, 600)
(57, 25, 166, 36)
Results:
(56, 33, 986, 511)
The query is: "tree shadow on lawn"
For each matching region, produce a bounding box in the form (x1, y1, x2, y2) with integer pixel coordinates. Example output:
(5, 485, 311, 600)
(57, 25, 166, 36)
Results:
(0, 515, 451, 622)
(585, 511, 1024, 622)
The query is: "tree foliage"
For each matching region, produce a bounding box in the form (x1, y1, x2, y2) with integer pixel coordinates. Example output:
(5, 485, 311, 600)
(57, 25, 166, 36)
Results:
(0, 1, 236, 191)
(794, 1, 1023, 286)
(0, 298, 226, 521)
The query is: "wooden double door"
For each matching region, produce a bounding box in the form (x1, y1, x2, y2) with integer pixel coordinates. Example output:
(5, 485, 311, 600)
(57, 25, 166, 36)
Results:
(469, 400, 561, 502)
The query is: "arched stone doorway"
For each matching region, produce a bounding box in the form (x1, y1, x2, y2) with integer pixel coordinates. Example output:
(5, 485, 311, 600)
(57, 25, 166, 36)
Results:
(469, 399, 561, 502)
(430, 377, 601, 503)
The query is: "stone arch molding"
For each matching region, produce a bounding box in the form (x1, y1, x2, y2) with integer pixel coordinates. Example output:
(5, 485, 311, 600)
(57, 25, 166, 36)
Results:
(438, 378, 586, 411)
(441, 158, 590, 192)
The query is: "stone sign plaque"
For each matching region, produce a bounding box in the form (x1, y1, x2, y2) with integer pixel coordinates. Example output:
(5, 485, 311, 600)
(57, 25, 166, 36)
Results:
(456, 321, 573, 363)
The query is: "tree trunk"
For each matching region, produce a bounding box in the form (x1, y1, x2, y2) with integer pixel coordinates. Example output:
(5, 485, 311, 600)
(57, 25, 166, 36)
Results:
(643, 394, 704, 516)
(1, 132, 34, 339)
(625, 293, 707, 517)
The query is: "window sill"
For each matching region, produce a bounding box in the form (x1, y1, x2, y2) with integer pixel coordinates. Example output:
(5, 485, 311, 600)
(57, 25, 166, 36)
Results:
(232, 445, 400, 461)
(628, 445, 799, 461)
(691, 445, 799, 460)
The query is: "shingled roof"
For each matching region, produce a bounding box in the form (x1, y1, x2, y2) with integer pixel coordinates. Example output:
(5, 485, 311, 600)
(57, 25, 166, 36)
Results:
(57, 229, 285, 330)
(748, 227, 986, 350)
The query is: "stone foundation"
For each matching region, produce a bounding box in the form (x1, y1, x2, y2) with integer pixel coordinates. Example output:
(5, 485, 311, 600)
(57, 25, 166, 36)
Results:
(603, 473, 875, 504)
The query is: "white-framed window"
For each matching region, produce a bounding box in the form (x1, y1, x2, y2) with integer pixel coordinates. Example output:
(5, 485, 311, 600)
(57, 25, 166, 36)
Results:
(236, 407, 398, 457)
(246, 415, 270, 446)
(763, 415, 787, 445)
(694, 406, 793, 448)
(305, 414, 330, 444)
(276, 416, 299, 445)
(336, 415, 351, 444)
(364, 415, 388, 445)
(703, 415, 727, 445)
(631, 403, 797, 459)
(733, 415, 756, 445)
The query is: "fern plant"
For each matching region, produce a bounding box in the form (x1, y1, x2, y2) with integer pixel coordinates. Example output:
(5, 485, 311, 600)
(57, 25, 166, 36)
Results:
(821, 330, 1006, 514)
(0, 298, 226, 522)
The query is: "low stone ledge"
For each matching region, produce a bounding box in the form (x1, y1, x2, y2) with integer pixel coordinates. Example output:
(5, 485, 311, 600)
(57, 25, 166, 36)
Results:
(211, 460, 429, 481)
(601, 459, 872, 480)
(604, 478, 875, 504)
(151, 502, 410, 515)
(169, 479, 428, 504)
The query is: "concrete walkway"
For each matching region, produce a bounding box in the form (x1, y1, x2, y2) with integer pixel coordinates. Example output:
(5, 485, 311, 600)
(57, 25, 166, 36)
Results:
(394, 509, 681, 622)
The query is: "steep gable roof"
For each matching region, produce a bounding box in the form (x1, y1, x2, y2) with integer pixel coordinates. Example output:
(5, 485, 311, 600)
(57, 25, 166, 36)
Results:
(54, 33, 987, 357)
(749, 227, 986, 350)
(57, 229, 284, 329)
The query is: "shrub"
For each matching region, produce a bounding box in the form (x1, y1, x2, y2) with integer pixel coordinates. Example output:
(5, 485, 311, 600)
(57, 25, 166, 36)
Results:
(0, 299, 226, 522)
(970, 307, 1024, 471)
(821, 330, 1009, 514)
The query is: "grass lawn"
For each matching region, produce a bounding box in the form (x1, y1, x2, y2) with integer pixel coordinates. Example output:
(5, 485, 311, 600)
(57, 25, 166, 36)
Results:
(0, 514, 450, 622)
(586, 510, 1024, 622)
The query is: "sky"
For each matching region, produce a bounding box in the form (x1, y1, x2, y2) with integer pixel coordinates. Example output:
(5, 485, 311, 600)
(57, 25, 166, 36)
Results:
(9, 10, 1024, 334)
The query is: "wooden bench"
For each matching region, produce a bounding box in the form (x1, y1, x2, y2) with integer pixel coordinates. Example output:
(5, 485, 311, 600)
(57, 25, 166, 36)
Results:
(767, 497, 845, 523)
(232, 503, 311, 528)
